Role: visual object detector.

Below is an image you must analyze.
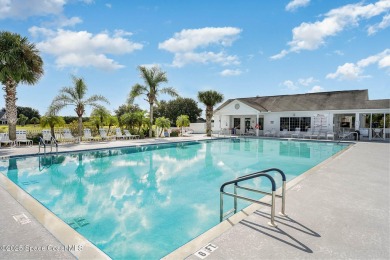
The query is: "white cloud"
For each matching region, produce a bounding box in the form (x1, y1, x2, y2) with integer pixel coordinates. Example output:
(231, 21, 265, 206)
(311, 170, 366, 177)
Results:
(29, 27, 143, 70)
(56, 16, 83, 27)
(327, 49, 390, 80)
(298, 77, 317, 86)
(220, 69, 242, 77)
(106, 3, 112, 8)
(308, 85, 324, 93)
(282, 80, 298, 90)
(368, 13, 390, 35)
(333, 50, 344, 56)
(0, 0, 65, 19)
(272, 0, 390, 59)
(285, 0, 310, 12)
(159, 27, 242, 67)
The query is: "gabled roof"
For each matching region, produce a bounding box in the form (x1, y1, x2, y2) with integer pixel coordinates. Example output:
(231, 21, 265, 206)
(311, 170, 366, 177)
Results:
(215, 90, 390, 113)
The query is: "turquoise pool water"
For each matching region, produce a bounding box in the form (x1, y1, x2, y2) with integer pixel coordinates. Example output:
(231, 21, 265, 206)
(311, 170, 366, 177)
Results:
(0, 138, 348, 259)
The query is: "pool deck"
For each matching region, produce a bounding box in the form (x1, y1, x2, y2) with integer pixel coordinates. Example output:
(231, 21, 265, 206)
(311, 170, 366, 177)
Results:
(0, 136, 389, 259)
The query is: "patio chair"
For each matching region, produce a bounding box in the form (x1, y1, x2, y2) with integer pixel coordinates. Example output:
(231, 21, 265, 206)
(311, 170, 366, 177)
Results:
(310, 129, 320, 139)
(0, 133, 15, 147)
(264, 128, 276, 137)
(291, 128, 301, 138)
(16, 130, 33, 146)
(373, 128, 382, 139)
(245, 129, 256, 136)
(42, 129, 55, 144)
(182, 129, 194, 137)
(99, 128, 116, 141)
(123, 129, 140, 139)
(61, 129, 79, 143)
(279, 129, 290, 138)
(83, 128, 99, 141)
(326, 132, 335, 140)
(115, 128, 127, 140)
(302, 128, 312, 139)
(317, 130, 327, 139)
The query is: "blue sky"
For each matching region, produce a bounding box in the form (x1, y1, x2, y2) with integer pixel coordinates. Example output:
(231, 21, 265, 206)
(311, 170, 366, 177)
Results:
(1, 0, 389, 116)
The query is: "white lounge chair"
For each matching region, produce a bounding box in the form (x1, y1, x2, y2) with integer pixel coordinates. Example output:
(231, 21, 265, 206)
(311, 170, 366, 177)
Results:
(42, 129, 55, 144)
(264, 128, 276, 137)
(99, 128, 116, 141)
(326, 132, 335, 140)
(83, 128, 99, 141)
(61, 129, 79, 143)
(302, 128, 312, 139)
(291, 128, 301, 138)
(317, 130, 327, 139)
(0, 133, 15, 147)
(183, 129, 194, 137)
(16, 130, 33, 146)
(310, 129, 320, 139)
(115, 128, 127, 140)
(279, 129, 290, 138)
(124, 129, 140, 139)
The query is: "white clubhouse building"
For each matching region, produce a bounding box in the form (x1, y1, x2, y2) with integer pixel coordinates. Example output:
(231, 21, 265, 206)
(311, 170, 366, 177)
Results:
(211, 90, 390, 140)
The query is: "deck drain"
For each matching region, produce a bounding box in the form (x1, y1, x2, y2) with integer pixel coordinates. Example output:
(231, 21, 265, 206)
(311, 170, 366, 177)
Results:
(67, 217, 90, 230)
(13, 213, 31, 225)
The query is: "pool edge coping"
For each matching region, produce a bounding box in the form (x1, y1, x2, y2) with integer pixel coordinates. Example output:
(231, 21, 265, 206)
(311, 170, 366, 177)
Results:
(162, 141, 354, 259)
(0, 173, 111, 260)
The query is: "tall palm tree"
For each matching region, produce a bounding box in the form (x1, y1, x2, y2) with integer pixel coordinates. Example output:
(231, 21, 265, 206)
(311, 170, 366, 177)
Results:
(49, 76, 110, 137)
(128, 66, 178, 138)
(0, 31, 44, 140)
(198, 90, 224, 137)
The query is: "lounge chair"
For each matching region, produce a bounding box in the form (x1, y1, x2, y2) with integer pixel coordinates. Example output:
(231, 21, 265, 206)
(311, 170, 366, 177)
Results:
(317, 130, 327, 139)
(123, 129, 140, 139)
(279, 129, 290, 138)
(245, 129, 256, 136)
(99, 128, 116, 141)
(115, 128, 127, 140)
(0, 133, 15, 147)
(42, 129, 55, 144)
(61, 129, 79, 143)
(326, 132, 335, 140)
(291, 128, 301, 138)
(310, 129, 320, 139)
(183, 129, 194, 137)
(16, 130, 33, 146)
(302, 128, 312, 139)
(264, 128, 276, 137)
(83, 128, 99, 141)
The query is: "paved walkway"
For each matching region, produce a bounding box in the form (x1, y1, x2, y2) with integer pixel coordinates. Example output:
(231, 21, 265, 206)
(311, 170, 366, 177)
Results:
(184, 142, 390, 259)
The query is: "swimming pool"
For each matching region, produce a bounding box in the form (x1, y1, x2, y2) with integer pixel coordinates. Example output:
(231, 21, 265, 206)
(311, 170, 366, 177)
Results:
(0, 138, 348, 259)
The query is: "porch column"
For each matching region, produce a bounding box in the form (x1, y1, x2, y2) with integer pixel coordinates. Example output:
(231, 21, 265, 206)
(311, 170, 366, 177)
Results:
(256, 113, 259, 136)
(355, 113, 360, 131)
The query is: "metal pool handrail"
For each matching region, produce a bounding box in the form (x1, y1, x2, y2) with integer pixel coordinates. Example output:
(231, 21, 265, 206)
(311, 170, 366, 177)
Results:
(220, 168, 287, 227)
(38, 136, 58, 154)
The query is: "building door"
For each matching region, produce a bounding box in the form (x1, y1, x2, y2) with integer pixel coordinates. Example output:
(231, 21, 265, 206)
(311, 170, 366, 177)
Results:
(245, 118, 250, 131)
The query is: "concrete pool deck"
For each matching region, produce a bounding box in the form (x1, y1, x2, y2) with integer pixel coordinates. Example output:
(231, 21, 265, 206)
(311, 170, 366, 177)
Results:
(0, 136, 389, 259)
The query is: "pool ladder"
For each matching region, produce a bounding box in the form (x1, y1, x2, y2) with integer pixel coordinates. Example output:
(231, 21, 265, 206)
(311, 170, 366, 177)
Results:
(220, 168, 287, 227)
(38, 136, 58, 154)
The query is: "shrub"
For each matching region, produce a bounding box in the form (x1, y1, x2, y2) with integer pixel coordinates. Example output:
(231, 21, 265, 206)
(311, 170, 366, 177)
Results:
(170, 129, 180, 137)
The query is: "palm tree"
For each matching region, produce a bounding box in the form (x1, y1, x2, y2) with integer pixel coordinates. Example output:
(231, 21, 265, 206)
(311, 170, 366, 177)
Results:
(0, 31, 44, 139)
(49, 76, 110, 137)
(155, 117, 171, 137)
(40, 114, 65, 138)
(128, 66, 179, 138)
(176, 114, 190, 136)
(90, 107, 110, 130)
(198, 90, 224, 137)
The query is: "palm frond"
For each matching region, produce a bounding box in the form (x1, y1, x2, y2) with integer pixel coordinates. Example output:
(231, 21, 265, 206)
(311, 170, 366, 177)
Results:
(84, 94, 110, 105)
(59, 87, 78, 102)
(160, 87, 179, 98)
(128, 83, 147, 104)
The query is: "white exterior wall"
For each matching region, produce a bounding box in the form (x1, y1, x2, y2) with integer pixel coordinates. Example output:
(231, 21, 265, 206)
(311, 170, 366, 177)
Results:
(189, 123, 206, 134)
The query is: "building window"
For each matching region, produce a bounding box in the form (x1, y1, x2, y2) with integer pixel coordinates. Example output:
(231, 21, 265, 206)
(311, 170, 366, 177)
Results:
(280, 117, 311, 131)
